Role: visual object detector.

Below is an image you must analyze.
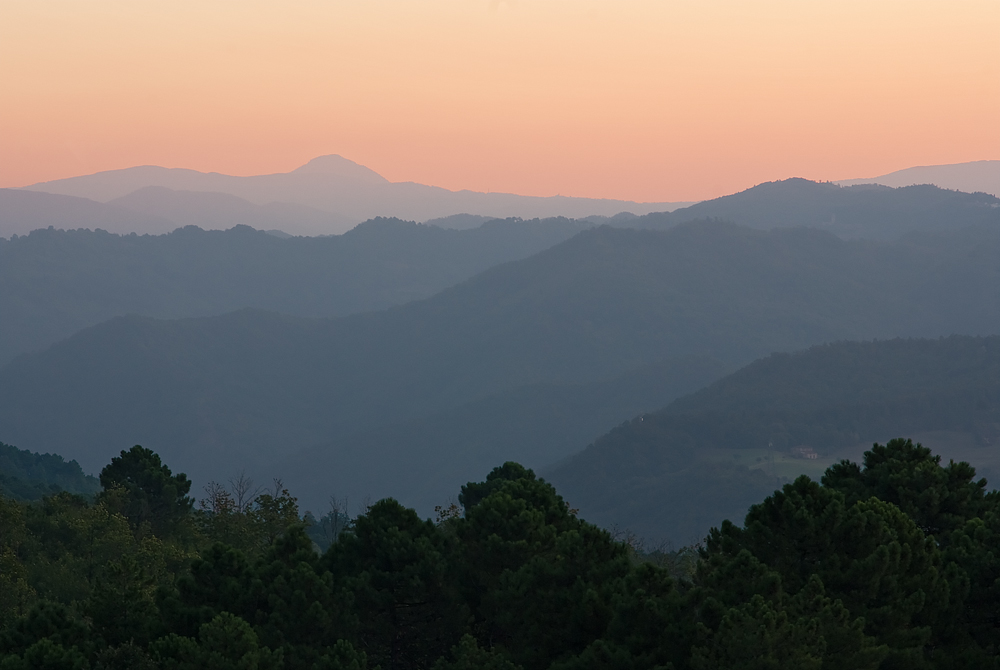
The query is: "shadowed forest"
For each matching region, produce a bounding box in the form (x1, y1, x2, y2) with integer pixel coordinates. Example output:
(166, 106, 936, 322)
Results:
(3, 439, 1000, 669)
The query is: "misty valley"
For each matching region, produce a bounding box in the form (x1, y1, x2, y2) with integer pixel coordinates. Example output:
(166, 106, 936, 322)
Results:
(3, 168, 1000, 669)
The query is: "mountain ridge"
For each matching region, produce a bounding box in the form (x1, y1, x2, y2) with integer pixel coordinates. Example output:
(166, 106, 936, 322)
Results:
(2, 220, 998, 500)
(20, 154, 684, 230)
(837, 159, 1000, 197)
(0, 216, 592, 364)
(633, 178, 1000, 239)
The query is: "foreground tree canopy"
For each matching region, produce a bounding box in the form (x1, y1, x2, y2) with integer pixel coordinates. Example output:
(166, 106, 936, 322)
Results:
(2, 439, 1000, 669)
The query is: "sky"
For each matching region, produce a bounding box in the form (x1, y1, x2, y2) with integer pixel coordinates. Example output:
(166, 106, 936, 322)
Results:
(2, 0, 999, 202)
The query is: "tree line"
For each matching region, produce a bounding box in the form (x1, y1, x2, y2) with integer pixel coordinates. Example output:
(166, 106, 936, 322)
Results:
(2, 439, 1000, 669)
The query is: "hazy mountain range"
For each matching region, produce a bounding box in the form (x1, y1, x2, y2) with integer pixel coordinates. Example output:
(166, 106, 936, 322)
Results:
(839, 159, 1000, 197)
(4, 179, 995, 366)
(631, 178, 1000, 239)
(11, 155, 686, 235)
(0, 216, 592, 365)
(6, 156, 997, 239)
(2, 165, 999, 533)
(6, 163, 998, 243)
(2, 217, 998, 514)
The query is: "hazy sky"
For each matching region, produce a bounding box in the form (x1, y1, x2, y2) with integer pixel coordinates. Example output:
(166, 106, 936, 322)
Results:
(3, 0, 998, 201)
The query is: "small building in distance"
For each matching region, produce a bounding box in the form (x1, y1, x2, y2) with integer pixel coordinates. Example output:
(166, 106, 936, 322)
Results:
(791, 446, 819, 460)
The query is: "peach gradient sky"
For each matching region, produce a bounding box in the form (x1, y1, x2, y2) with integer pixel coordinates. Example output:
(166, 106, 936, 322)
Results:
(2, 0, 999, 202)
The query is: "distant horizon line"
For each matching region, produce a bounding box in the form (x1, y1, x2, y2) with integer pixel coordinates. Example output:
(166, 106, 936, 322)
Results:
(13, 154, 1000, 205)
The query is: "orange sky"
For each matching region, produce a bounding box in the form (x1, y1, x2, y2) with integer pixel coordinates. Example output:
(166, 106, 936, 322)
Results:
(2, 0, 999, 202)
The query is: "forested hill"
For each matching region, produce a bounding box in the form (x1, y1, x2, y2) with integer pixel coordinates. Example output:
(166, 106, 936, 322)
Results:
(0, 216, 589, 365)
(1, 221, 999, 503)
(0, 441, 99, 501)
(546, 335, 1000, 543)
(6, 441, 1000, 667)
(632, 179, 1000, 239)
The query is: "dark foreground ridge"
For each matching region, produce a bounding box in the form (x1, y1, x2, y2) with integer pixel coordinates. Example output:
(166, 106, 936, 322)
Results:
(1, 440, 998, 668)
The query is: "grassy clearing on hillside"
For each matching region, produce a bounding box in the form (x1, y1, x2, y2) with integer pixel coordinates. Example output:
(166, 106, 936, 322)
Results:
(706, 431, 1000, 490)
(705, 448, 840, 481)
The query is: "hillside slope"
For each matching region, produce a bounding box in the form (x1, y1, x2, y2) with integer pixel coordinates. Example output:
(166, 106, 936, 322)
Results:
(546, 336, 1000, 543)
(632, 179, 1000, 239)
(0, 441, 100, 501)
(1, 222, 998, 494)
(0, 217, 590, 364)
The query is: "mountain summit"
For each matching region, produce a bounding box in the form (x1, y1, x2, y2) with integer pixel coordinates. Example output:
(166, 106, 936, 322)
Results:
(20, 156, 682, 231)
(290, 154, 388, 184)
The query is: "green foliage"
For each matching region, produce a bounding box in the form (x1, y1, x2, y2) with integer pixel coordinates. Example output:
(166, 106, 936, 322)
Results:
(85, 552, 161, 646)
(98, 446, 193, 539)
(0, 498, 33, 627)
(0, 442, 99, 502)
(702, 477, 945, 665)
(21, 492, 144, 604)
(304, 505, 351, 554)
(431, 635, 520, 670)
(0, 638, 92, 670)
(691, 594, 825, 670)
(5, 444, 1000, 668)
(93, 643, 158, 670)
(151, 612, 283, 670)
(454, 465, 660, 669)
(326, 499, 466, 669)
(196, 477, 303, 557)
(458, 461, 536, 511)
(160, 525, 357, 668)
(0, 547, 34, 629)
(823, 438, 988, 537)
(945, 509, 1000, 663)
(0, 602, 98, 668)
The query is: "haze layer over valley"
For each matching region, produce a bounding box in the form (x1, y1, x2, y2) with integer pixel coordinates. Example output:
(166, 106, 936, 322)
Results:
(2, 175, 999, 517)
(0, 217, 592, 365)
(4, 176, 997, 363)
(2, 165, 1000, 527)
(10, 155, 687, 236)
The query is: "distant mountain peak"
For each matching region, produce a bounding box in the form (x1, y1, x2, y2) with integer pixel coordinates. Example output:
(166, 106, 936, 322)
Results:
(19, 154, 679, 225)
(837, 160, 1000, 197)
(291, 154, 388, 184)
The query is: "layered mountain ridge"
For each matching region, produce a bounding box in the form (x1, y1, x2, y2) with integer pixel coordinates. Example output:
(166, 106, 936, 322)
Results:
(2, 220, 999, 512)
(18, 154, 683, 232)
